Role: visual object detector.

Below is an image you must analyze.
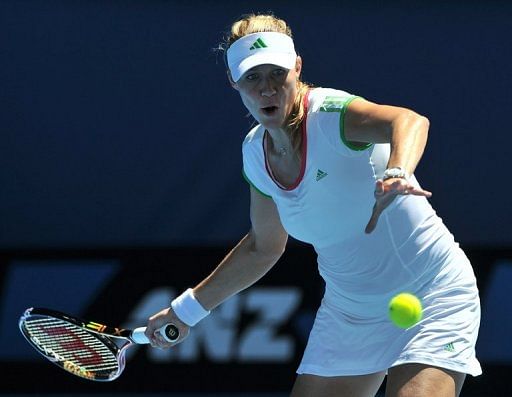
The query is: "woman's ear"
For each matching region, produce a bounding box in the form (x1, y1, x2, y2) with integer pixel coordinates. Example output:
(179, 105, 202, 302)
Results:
(227, 70, 238, 90)
(295, 56, 302, 78)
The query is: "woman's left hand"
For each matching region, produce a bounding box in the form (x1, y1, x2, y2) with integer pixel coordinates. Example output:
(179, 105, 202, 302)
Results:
(365, 178, 432, 234)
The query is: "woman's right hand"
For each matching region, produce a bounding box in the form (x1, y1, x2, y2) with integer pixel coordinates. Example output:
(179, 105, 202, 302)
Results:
(144, 307, 190, 349)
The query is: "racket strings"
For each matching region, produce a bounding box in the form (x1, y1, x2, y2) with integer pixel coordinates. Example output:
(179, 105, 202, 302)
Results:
(23, 317, 119, 372)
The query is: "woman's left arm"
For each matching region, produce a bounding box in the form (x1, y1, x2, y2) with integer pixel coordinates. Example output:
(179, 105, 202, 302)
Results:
(344, 98, 430, 175)
(344, 98, 432, 233)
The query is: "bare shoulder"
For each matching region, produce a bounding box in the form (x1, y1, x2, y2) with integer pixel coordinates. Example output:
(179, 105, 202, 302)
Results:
(345, 98, 424, 144)
(249, 187, 288, 255)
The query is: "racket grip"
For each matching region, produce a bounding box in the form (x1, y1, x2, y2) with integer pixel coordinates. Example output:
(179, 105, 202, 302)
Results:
(160, 323, 180, 342)
(131, 323, 180, 344)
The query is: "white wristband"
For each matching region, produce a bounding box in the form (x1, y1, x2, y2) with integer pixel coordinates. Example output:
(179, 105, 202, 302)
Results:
(171, 288, 210, 326)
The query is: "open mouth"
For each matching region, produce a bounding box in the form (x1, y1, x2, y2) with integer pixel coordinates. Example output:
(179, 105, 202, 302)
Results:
(261, 106, 278, 115)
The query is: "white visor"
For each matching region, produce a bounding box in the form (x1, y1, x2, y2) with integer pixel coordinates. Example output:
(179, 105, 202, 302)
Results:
(227, 32, 297, 82)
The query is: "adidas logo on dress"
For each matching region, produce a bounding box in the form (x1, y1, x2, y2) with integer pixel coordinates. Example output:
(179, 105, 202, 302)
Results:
(444, 342, 456, 352)
(316, 169, 328, 181)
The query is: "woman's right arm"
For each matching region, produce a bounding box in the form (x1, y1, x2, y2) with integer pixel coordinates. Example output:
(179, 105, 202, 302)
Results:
(193, 186, 288, 310)
(144, 186, 288, 347)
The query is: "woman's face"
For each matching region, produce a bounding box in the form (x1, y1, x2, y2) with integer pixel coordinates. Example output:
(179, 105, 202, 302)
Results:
(232, 58, 302, 130)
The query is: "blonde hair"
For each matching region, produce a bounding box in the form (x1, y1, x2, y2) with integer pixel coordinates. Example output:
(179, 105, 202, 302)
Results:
(222, 13, 311, 151)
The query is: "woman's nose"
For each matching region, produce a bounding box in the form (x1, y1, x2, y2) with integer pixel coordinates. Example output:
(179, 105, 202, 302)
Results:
(260, 77, 276, 97)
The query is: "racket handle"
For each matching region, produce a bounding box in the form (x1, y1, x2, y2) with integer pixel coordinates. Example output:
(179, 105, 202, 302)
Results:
(131, 323, 180, 344)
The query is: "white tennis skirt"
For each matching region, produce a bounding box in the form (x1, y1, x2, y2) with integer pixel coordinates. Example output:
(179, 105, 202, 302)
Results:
(297, 258, 482, 377)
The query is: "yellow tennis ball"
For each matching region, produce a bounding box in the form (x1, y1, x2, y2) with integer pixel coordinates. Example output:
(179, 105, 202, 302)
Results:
(388, 293, 423, 329)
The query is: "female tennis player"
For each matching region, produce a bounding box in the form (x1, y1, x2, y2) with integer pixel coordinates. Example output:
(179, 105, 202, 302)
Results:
(144, 13, 481, 397)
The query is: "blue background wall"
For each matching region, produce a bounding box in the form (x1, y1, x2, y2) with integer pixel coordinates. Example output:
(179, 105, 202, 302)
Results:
(2, 0, 511, 248)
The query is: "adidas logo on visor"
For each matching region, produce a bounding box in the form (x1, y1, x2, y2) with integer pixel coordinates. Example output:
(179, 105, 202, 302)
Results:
(249, 38, 268, 50)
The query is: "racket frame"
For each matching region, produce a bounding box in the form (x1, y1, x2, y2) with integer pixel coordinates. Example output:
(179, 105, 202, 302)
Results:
(20, 307, 139, 381)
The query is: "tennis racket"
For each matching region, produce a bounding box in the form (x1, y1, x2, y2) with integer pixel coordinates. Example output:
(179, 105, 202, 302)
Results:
(19, 307, 179, 381)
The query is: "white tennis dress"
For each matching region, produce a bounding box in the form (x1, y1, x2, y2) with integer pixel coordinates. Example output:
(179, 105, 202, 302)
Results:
(242, 87, 481, 377)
